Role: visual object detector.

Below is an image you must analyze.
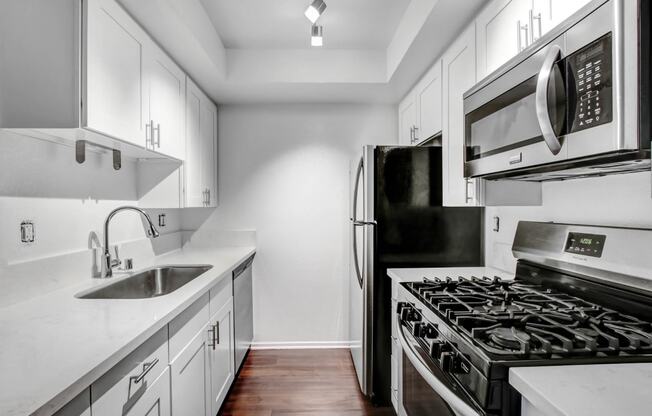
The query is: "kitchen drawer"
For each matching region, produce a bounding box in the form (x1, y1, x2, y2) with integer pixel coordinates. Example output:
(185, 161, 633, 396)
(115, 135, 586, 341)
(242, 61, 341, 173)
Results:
(169, 293, 210, 361)
(91, 327, 168, 416)
(209, 274, 232, 316)
(121, 366, 171, 416)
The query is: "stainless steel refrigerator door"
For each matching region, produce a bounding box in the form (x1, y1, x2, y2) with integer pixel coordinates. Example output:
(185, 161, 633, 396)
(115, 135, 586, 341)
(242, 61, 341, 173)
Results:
(349, 146, 375, 397)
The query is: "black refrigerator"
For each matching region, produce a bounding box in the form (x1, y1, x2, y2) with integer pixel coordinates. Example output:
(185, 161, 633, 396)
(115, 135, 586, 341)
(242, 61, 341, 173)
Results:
(349, 145, 484, 405)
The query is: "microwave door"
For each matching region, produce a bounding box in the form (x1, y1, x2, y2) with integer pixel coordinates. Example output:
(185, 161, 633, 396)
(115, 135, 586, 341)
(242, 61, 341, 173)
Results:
(464, 41, 569, 178)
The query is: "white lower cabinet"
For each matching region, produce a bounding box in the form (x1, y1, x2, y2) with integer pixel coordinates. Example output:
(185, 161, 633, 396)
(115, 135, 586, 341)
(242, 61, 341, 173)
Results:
(77, 278, 237, 416)
(167, 281, 235, 416)
(124, 368, 171, 416)
(208, 300, 235, 415)
(91, 327, 169, 416)
(170, 324, 212, 416)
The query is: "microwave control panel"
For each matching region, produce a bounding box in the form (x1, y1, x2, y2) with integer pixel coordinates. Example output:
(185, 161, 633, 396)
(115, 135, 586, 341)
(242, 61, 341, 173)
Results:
(567, 34, 613, 133)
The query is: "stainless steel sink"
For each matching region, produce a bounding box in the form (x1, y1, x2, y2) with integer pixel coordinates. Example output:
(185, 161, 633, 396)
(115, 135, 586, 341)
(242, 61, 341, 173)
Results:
(77, 265, 213, 299)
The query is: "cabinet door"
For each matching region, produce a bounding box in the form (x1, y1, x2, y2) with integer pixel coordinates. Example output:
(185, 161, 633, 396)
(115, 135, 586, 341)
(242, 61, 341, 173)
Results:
(208, 300, 235, 416)
(442, 25, 479, 207)
(84, 0, 148, 146)
(398, 93, 417, 146)
(185, 79, 217, 208)
(416, 59, 443, 142)
(533, 0, 591, 37)
(200, 97, 218, 207)
(170, 325, 211, 416)
(476, 0, 533, 79)
(122, 368, 171, 416)
(147, 48, 186, 160)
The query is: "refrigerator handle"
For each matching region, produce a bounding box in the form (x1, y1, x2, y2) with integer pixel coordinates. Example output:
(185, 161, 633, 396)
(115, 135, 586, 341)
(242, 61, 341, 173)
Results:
(352, 222, 364, 289)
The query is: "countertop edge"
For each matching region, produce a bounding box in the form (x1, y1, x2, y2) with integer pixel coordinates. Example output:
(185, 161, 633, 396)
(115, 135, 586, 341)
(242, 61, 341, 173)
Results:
(508, 368, 571, 416)
(30, 246, 256, 416)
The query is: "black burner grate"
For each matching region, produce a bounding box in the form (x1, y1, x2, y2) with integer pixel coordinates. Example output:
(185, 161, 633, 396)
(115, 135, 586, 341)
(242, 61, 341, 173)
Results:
(405, 276, 652, 359)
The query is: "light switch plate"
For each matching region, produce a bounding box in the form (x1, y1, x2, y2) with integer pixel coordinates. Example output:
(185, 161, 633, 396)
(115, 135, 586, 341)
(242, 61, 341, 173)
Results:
(158, 214, 166, 227)
(20, 221, 35, 243)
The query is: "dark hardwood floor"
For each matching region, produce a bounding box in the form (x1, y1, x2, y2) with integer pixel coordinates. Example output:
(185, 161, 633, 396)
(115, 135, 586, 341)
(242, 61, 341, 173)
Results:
(219, 349, 396, 416)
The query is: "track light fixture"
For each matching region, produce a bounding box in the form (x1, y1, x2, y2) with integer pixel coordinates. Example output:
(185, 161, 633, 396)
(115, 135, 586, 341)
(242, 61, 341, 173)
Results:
(305, 0, 327, 24)
(311, 25, 323, 47)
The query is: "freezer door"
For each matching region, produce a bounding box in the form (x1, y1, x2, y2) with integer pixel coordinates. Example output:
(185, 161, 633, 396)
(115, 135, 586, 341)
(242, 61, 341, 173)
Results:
(349, 147, 375, 397)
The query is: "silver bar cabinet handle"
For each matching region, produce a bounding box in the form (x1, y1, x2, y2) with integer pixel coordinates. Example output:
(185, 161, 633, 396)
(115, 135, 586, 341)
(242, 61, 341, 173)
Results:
(129, 358, 159, 384)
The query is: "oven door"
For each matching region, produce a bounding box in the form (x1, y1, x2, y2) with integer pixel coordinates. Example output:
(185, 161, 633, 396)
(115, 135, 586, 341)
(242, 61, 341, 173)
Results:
(464, 39, 568, 178)
(398, 321, 484, 416)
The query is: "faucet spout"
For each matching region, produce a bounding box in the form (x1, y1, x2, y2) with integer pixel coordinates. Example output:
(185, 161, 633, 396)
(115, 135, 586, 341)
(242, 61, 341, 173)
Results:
(101, 206, 160, 278)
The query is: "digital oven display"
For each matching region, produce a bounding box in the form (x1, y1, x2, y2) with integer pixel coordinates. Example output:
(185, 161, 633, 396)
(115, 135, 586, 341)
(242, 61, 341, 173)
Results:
(564, 232, 606, 257)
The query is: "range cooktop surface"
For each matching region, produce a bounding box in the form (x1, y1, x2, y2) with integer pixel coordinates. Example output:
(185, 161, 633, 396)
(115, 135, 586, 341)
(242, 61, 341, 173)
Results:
(403, 276, 652, 361)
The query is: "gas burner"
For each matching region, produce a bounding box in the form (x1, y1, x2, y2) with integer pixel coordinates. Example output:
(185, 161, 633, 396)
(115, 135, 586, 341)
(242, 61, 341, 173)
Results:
(489, 327, 531, 350)
(404, 276, 652, 359)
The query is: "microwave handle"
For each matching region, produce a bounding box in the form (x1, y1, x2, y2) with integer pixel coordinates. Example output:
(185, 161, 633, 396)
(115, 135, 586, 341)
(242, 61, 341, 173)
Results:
(535, 44, 563, 156)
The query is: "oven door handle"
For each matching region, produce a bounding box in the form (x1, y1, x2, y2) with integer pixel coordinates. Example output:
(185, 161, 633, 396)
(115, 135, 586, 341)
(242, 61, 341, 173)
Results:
(535, 44, 563, 156)
(397, 320, 482, 416)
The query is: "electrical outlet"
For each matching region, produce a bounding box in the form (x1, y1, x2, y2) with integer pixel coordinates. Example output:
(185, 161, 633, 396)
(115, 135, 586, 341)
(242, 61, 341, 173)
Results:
(492, 216, 500, 232)
(158, 213, 166, 227)
(20, 221, 35, 243)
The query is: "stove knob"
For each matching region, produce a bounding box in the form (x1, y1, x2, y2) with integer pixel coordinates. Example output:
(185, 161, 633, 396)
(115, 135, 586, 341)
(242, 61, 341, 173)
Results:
(429, 341, 443, 359)
(440, 352, 454, 372)
(396, 301, 409, 314)
(405, 309, 421, 323)
(422, 323, 439, 339)
(412, 322, 423, 337)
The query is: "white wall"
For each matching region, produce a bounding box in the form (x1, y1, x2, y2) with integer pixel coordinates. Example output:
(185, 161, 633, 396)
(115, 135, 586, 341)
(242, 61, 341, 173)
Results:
(486, 171, 652, 272)
(182, 103, 397, 346)
(0, 130, 180, 267)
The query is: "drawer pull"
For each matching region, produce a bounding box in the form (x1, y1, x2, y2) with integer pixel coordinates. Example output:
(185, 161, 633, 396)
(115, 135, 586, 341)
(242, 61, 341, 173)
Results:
(129, 358, 159, 385)
(208, 323, 220, 350)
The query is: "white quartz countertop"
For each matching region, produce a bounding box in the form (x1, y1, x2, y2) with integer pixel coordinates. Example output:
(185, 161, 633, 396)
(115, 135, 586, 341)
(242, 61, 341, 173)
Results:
(0, 245, 256, 416)
(510, 363, 652, 416)
(387, 266, 513, 282)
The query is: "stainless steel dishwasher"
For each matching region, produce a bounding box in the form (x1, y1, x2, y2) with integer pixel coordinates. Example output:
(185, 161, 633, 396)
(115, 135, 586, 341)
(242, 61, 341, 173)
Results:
(233, 254, 255, 371)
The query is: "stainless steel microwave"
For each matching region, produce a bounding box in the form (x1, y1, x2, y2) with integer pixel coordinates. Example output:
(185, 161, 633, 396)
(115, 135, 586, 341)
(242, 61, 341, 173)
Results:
(463, 0, 651, 181)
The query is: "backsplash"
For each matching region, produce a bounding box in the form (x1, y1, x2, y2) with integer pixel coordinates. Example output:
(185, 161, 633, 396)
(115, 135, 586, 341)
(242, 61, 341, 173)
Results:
(0, 130, 181, 266)
(485, 171, 652, 272)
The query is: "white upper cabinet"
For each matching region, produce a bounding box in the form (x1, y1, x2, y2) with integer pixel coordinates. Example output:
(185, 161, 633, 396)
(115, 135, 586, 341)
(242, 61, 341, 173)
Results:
(442, 25, 479, 207)
(415, 59, 443, 143)
(84, 0, 149, 147)
(476, 0, 533, 79)
(398, 59, 443, 146)
(146, 48, 186, 160)
(398, 93, 417, 146)
(185, 78, 218, 208)
(477, 0, 593, 80)
(533, 0, 592, 37)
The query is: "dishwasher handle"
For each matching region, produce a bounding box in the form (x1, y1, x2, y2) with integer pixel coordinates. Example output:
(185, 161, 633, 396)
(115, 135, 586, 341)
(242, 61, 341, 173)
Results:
(233, 254, 255, 279)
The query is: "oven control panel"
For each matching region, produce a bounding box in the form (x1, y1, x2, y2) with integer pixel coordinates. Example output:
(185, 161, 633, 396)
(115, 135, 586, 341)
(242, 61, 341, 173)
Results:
(567, 33, 613, 133)
(565, 232, 606, 257)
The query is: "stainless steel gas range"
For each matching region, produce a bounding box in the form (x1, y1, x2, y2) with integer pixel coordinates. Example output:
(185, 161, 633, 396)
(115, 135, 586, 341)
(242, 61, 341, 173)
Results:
(395, 221, 652, 416)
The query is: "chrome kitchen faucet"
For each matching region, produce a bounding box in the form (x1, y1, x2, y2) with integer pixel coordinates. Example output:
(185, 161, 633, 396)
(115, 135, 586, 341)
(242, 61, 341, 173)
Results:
(101, 206, 160, 278)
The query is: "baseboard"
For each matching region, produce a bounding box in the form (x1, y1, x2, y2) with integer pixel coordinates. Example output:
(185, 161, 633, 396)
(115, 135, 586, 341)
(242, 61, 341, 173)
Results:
(251, 341, 351, 350)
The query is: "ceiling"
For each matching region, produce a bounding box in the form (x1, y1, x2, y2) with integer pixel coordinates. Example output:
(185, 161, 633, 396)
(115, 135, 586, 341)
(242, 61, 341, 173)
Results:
(118, 0, 485, 103)
(200, 0, 411, 50)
